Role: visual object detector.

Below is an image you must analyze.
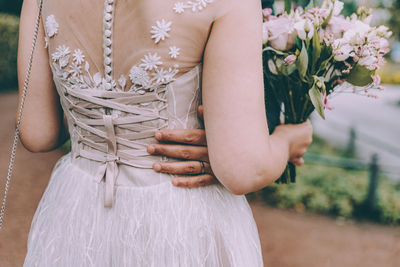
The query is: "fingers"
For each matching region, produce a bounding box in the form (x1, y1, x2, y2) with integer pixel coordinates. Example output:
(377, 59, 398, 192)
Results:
(155, 129, 207, 145)
(172, 174, 217, 188)
(197, 105, 204, 120)
(147, 143, 209, 162)
(291, 157, 305, 166)
(153, 161, 213, 175)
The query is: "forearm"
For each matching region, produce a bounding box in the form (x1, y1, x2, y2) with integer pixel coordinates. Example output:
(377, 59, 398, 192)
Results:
(207, 128, 290, 195)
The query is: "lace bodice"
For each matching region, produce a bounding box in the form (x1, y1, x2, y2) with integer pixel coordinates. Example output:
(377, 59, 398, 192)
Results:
(37, 0, 240, 208)
(40, 0, 238, 95)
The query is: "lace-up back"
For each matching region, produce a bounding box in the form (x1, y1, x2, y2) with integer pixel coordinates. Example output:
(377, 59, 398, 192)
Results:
(40, 0, 237, 207)
(23, 1, 264, 265)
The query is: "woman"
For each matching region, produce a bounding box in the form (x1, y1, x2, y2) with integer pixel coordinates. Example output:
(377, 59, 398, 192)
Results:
(18, 0, 312, 265)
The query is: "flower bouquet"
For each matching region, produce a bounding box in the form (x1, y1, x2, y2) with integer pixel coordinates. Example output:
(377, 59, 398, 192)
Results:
(262, 0, 392, 184)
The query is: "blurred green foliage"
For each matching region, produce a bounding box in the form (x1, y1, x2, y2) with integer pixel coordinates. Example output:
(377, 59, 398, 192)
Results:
(388, 0, 400, 40)
(259, 136, 400, 225)
(0, 0, 23, 16)
(378, 60, 400, 84)
(0, 13, 19, 91)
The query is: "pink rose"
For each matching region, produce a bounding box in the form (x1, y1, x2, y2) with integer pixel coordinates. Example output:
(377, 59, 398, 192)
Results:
(326, 16, 352, 38)
(265, 16, 296, 51)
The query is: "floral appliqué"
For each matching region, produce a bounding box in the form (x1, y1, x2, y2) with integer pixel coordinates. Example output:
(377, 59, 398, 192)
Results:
(150, 20, 172, 44)
(47, 0, 214, 95)
(173, 0, 214, 13)
(44, 14, 59, 48)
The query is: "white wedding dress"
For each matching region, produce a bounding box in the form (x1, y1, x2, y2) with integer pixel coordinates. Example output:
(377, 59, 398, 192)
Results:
(23, 0, 263, 266)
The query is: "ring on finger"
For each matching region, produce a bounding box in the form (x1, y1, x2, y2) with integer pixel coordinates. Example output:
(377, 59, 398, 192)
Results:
(200, 161, 206, 174)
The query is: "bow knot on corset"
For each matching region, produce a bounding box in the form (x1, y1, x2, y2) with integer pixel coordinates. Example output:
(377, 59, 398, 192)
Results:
(61, 84, 169, 208)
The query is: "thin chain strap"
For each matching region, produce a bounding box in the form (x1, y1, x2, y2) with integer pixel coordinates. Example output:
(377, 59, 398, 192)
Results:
(0, 0, 43, 232)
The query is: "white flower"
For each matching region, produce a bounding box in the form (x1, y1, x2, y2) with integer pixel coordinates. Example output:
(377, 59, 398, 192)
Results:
(45, 15, 59, 38)
(140, 53, 163, 71)
(188, 0, 214, 12)
(173, 2, 187, 14)
(333, 40, 353, 61)
(59, 55, 70, 68)
(129, 66, 150, 88)
(294, 19, 314, 40)
(321, 0, 344, 16)
(118, 75, 127, 90)
(359, 56, 377, 68)
(169, 46, 181, 59)
(264, 16, 295, 51)
(72, 49, 85, 65)
(165, 67, 179, 82)
(69, 62, 82, 77)
(52, 45, 70, 62)
(150, 19, 172, 44)
(151, 68, 169, 84)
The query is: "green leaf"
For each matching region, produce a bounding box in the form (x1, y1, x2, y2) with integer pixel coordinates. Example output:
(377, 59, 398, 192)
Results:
(311, 26, 321, 73)
(346, 64, 374, 86)
(287, 63, 297, 76)
(284, 0, 292, 13)
(309, 84, 325, 119)
(297, 41, 309, 79)
(322, 7, 334, 28)
(305, 0, 314, 10)
(295, 36, 303, 50)
(262, 47, 286, 56)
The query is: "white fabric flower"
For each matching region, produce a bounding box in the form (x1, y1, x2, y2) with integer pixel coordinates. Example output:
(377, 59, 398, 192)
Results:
(165, 67, 179, 82)
(169, 46, 181, 59)
(72, 49, 85, 65)
(151, 68, 169, 84)
(118, 75, 127, 90)
(129, 66, 151, 88)
(150, 19, 172, 44)
(188, 0, 214, 12)
(69, 62, 82, 77)
(45, 15, 59, 38)
(140, 53, 163, 71)
(173, 2, 187, 14)
(52, 45, 70, 62)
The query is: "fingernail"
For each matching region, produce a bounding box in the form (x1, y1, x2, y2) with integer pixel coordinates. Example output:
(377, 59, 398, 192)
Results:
(155, 131, 162, 140)
(147, 145, 155, 154)
(153, 163, 161, 172)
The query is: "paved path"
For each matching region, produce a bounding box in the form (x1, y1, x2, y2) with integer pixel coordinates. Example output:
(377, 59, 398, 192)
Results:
(311, 85, 400, 179)
(0, 91, 399, 266)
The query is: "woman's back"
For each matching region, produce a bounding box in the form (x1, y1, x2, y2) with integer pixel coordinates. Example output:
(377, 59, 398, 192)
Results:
(22, 0, 264, 266)
(42, 0, 232, 89)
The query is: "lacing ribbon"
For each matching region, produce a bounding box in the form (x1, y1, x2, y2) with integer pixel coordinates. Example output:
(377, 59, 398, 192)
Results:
(61, 85, 169, 208)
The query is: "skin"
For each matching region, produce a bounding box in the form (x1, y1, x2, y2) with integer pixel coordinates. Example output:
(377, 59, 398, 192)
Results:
(17, 0, 313, 193)
(148, 105, 312, 188)
(17, 0, 69, 153)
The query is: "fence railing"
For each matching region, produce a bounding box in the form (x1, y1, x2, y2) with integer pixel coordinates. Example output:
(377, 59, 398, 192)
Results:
(305, 122, 400, 212)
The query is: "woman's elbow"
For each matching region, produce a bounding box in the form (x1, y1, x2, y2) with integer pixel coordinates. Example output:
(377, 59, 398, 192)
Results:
(217, 166, 277, 196)
(19, 130, 60, 153)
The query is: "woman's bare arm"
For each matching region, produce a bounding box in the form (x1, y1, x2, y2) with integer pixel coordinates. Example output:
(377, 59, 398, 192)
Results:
(201, 0, 293, 195)
(17, 0, 67, 152)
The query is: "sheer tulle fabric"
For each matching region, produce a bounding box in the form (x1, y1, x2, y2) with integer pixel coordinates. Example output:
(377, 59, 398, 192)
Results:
(23, 154, 263, 266)
(23, 0, 264, 266)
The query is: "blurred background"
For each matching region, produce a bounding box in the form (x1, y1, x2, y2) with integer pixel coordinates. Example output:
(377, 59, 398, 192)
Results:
(0, 0, 399, 266)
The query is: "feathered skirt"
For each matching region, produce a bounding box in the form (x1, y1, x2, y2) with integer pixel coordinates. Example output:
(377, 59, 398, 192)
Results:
(23, 153, 263, 267)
